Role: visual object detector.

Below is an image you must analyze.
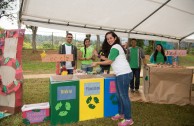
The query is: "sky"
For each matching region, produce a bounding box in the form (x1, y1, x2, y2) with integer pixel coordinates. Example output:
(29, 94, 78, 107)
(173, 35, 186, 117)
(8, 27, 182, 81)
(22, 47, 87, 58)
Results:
(0, 16, 69, 36)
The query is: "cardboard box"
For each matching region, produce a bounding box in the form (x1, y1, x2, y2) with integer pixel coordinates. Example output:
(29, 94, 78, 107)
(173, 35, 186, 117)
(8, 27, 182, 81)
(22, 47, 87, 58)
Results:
(21, 102, 50, 125)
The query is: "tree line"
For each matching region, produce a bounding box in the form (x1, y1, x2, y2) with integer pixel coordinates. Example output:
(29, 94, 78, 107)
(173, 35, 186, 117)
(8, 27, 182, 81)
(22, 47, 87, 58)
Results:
(24, 34, 65, 43)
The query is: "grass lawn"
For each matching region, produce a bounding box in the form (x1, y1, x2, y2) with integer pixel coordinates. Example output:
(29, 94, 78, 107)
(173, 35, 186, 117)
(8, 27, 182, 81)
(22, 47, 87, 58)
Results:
(22, 49, 57, 75)
(1, 78, 194, 126)
(179, 54, 194, 66)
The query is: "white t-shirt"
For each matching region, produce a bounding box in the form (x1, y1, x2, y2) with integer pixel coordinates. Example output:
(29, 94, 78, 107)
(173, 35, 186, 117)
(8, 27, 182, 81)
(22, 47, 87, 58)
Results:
(65, 45, 73, 69)
(110, 44, 132, 76)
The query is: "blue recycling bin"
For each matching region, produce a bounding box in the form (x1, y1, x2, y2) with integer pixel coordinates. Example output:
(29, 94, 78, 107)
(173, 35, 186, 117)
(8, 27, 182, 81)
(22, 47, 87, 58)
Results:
(101, 74, 118, 117)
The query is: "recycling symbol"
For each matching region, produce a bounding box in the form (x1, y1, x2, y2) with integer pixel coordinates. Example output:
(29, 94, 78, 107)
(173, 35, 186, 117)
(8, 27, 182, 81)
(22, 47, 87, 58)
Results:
(110, 94, 118, 105)
(86, 96, 99, 109)
(145, 68, 149, 81)
(55, 101, 71, 117)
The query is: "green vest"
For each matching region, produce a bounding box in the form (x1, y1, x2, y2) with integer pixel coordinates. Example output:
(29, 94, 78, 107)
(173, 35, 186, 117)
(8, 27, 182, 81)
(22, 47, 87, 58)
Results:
(156, 52, 165, 64)
(129, 47, 139, 68)
(80, 46, 94, 65)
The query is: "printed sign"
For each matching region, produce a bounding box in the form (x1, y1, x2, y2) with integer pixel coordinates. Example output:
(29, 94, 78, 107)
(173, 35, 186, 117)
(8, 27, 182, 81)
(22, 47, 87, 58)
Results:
(41, 54, 73, 62)
(84, 82, 100, 96)
(109, 81, 116, 93)
(4, 38, 18, 59)
(57, 86, 76, 101)
(26, 109, 46, 123)
(165, 50, 187, 56)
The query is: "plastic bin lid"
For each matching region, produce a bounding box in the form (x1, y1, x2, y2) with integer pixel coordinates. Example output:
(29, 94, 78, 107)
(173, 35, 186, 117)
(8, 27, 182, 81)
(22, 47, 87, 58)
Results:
(75, 75, 102, 79)
(21, 102, 49, 112)
(50, 75, 79, 82)
(100, 74, 116, 78)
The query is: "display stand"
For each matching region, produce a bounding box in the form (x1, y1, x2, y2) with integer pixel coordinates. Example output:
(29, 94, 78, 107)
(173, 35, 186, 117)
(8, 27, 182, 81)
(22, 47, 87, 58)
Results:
(0, 29, 25, 118)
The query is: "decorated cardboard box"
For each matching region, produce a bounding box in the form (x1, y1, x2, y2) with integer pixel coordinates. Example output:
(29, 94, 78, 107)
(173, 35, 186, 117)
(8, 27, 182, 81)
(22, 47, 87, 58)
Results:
(0, 29, 25, 114)
(143, 65, 193, 105)
(50, 75, 79, 125)
(21, 102, 50, 125)
(101, 74, 118, 117)
(76, 75, 104, 121)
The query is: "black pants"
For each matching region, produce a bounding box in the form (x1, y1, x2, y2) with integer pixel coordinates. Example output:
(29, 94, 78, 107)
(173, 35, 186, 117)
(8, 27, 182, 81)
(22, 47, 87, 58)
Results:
(130, 68, 141, 90)
(100, 65, 110, 74)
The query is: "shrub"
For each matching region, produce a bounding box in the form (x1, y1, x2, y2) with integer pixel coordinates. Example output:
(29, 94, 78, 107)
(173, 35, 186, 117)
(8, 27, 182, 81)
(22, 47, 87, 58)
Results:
(23, 42, 32, 49)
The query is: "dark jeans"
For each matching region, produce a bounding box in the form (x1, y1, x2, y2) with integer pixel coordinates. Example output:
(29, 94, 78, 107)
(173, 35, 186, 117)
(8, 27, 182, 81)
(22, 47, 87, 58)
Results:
(116, 72, 133, 119)
(67, 69, 73, 74)
(130, 68, 141, 90)
(100, 65, 110, 74)
(81, 64, 93, 73)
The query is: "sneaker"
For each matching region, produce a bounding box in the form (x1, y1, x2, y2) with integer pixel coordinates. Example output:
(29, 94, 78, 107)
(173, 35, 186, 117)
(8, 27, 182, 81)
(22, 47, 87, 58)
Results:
(118, 119, 134, 126)
(111, 114, 124, 120)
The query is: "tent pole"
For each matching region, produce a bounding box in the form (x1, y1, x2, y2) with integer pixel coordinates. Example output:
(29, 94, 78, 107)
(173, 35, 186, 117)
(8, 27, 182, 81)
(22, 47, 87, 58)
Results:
(127, 33, 130, 48)
(178, 40, 180, 49)
(18, 0, 25, 29)
(22, 18, 179, 42)
(129, 0, 171, 33)
(179, 32, 194, 42)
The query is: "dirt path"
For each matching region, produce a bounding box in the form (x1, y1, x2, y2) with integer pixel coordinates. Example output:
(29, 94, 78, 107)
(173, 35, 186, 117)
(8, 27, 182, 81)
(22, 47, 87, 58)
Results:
(23, 71, 144, 79)
(23, 74, 55, 79)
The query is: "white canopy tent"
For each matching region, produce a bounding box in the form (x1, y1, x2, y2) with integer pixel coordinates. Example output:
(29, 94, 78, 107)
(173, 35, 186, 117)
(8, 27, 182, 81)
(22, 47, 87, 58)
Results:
(20, 0, 194, 43)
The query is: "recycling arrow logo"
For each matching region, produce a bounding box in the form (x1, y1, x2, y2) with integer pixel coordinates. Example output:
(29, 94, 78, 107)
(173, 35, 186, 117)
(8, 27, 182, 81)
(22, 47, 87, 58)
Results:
(55, 101, 71, 117)
(110, 94, 118, 105)
(86, 96, 99, 109)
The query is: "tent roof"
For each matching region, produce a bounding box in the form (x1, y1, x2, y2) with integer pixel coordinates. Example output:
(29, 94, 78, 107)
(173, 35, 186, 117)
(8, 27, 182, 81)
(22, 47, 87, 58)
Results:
(20, 0, 194, 43)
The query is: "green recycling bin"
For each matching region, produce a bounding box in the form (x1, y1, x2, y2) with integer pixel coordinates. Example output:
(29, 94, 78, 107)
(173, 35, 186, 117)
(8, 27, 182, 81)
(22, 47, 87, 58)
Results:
(50, 75, 79, 125)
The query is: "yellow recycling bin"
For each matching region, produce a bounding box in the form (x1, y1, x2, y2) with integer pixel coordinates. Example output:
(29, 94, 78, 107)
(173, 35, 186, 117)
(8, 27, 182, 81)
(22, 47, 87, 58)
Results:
(76, 75, 104, 121)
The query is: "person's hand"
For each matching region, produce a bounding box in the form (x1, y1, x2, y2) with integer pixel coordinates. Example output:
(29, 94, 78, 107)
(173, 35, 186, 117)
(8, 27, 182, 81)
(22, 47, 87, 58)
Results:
(91, 62, 98, 67)
(86, 57, 92, 60)
(93, 50, 98, 57)
(100, 56, 106, 60)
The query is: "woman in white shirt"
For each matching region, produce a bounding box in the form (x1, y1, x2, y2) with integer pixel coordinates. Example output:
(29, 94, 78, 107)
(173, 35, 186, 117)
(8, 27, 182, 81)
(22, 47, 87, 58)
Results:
(92, 31, 134, 126)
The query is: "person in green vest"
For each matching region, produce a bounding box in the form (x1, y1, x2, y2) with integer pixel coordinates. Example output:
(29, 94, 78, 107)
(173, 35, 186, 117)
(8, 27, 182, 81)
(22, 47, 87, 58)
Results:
(127, 38, 147, 93)
(79, 38, 95, 73)
(150, 44, 167, 64)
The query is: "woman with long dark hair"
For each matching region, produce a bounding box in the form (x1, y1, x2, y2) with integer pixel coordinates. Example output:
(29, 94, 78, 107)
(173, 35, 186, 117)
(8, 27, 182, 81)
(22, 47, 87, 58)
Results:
(92, 31, 134, 126)
(79, 38, 95, 73)
(150, 44, 167, 64)
(97, 39, 112, 74)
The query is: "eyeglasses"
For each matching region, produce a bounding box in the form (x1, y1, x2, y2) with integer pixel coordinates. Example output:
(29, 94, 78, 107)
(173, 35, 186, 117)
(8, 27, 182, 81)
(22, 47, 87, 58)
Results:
(67, 37, 72, 38)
